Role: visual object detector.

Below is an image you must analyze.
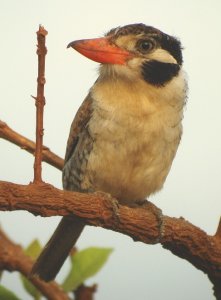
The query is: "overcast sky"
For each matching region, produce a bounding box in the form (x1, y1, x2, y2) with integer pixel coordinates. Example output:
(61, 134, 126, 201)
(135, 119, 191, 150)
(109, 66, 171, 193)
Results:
(1, 1, 221, 299)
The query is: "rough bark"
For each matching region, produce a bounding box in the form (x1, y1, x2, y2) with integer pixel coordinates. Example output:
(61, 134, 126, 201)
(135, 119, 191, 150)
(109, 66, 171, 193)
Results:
(0, 180, 220, 298)
(0, 228, 70, 300)
(33, 25, 47, 183)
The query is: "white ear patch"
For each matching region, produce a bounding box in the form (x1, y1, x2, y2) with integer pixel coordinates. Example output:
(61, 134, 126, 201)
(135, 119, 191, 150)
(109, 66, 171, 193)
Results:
(148, 48, 177, 64)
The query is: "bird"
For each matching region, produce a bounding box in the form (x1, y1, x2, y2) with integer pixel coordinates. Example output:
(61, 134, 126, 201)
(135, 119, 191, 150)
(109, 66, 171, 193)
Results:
(31, 23, 187, 281)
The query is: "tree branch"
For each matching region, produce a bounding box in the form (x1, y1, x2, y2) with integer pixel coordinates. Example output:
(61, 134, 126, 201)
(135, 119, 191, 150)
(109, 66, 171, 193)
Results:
(0, 180, 220, 298)
(33, 25, 47, 183)
(0, 120, 63, 170)
(0, 227, 70, 300)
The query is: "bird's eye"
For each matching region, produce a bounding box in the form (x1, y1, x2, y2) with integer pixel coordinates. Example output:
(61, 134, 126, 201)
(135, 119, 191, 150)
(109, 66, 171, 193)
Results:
(137, 39, 154, 53)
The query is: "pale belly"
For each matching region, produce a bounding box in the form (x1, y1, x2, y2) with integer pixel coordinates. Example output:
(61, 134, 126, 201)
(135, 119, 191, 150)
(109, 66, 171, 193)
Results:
(85, 120, 181, 205)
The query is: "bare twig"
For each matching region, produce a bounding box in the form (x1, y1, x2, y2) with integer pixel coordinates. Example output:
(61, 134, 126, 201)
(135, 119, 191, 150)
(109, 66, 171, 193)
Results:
(0, 180, 220, 299)
(0, 227, 69, 300)
(0, 120, 63, 170)
(33, 25, 48, 183)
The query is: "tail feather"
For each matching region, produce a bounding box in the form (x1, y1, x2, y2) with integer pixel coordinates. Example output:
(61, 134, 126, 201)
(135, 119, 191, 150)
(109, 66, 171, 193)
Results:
(31, 216, 85, 281)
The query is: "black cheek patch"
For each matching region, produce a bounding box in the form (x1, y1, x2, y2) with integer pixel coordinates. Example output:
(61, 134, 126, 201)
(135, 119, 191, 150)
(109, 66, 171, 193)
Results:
(142, 60, 180, 86)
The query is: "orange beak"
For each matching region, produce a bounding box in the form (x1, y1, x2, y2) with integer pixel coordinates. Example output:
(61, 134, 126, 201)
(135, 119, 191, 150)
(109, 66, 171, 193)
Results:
(67, 37, 133, 65)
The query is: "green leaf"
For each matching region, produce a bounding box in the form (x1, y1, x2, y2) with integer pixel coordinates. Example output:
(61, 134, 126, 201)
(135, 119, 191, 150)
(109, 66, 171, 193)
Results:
(62, 247, 113, 292)
(24, 239, 42, 259)
(0, 284, 21, 300)
(19, 240, 42, 300)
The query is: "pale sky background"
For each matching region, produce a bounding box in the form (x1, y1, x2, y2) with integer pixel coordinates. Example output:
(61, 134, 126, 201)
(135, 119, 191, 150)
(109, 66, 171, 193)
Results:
(1, 1, 221, 299)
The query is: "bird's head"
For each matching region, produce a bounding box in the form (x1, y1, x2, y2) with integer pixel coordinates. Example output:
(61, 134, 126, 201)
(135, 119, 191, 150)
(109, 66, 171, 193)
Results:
(68, 23, 183, 86)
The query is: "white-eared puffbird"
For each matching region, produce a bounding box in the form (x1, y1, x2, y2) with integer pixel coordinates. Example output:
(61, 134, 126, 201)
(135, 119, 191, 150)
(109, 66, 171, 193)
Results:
(32, 23, 187, 281)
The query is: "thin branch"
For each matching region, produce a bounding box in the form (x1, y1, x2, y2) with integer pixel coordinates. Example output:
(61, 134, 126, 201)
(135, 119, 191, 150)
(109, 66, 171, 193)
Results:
(0, 180, 220, 299)
(0, 227, 69, 300)
(0, 120, 63, 170)
(33, 25, 48, 183)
